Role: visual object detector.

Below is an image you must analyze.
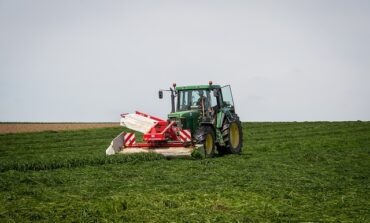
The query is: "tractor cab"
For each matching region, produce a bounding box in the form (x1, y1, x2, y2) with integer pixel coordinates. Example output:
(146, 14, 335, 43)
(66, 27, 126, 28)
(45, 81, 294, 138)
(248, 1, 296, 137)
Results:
(176, 84, 235, 113)
(160, 82, 236, 135)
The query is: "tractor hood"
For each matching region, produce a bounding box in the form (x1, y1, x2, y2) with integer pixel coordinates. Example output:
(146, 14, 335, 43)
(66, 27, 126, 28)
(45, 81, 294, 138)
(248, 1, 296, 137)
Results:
(168, 110, 198, 119)
(168, 110, 200, 133)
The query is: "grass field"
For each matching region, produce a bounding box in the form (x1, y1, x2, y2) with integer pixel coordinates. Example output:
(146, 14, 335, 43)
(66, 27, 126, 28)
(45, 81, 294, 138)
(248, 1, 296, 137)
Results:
(0, 122, 369, 222)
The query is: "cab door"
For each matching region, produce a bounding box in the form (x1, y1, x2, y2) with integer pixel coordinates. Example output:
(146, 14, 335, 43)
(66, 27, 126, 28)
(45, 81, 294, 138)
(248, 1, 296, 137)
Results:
(221, 85, 235, 112)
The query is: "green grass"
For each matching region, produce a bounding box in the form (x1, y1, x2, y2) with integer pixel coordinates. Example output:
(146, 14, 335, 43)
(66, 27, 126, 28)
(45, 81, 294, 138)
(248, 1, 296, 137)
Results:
(0, 122, 369, 222)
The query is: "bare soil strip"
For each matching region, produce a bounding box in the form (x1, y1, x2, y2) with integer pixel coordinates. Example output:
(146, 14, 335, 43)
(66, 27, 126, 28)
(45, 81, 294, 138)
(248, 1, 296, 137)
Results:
(0, 123, 119, 134)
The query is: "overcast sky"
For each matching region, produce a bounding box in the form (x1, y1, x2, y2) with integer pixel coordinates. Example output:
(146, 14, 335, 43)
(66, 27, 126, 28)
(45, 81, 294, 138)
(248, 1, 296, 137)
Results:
(0, 0, 369, 122)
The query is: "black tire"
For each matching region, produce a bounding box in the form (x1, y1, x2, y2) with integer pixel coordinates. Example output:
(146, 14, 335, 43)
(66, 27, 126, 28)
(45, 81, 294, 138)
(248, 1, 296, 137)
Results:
(193, 125, 216, 158)
(218, 115, 243, 155)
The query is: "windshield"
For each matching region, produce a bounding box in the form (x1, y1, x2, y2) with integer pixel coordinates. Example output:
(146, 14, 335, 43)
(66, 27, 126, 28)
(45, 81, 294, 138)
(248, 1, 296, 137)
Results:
(177, 90, 213, 111)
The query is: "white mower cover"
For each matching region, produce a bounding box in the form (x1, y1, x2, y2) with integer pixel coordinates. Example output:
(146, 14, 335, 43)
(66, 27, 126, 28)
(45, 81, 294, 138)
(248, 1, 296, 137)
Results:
(120, 113, 158, 133)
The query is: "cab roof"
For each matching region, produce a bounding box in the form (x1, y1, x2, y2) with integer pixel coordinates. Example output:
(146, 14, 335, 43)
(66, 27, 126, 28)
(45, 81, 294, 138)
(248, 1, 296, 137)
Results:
(175, 85, 221, 91)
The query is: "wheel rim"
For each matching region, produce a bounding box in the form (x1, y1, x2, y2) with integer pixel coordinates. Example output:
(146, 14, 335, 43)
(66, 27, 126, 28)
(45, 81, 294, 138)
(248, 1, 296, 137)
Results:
(230, 122, 240, 149)
(205, 133, 213, 154)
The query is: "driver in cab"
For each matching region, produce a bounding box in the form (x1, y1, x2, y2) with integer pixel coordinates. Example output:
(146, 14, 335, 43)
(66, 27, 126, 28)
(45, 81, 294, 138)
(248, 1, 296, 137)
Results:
(196, 90, 215, 117)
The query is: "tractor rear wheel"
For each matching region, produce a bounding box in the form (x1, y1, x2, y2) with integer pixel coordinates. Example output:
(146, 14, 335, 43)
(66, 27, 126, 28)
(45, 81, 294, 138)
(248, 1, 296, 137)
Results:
(218, 115, 243, 155)
(194, 126, 216, 158)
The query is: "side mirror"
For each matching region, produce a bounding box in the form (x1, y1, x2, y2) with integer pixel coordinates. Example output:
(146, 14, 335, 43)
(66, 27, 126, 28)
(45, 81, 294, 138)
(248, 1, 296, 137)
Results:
(213, 89, 218, 97)
(158, 90, 163, 99)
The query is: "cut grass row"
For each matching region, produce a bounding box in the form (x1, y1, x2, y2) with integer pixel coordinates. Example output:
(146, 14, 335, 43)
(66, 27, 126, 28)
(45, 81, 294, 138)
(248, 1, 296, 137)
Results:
(0, 153, 164, 172)
(0, 127, 151, 172)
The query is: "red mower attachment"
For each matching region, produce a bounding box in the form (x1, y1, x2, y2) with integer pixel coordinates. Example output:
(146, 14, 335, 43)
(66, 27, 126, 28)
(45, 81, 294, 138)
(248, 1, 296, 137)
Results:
(106, 111, 195, 157)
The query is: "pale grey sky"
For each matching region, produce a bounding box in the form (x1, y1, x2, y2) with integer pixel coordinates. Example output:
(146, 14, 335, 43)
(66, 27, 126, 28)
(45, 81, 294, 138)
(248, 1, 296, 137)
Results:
(0, 0, 369, 122)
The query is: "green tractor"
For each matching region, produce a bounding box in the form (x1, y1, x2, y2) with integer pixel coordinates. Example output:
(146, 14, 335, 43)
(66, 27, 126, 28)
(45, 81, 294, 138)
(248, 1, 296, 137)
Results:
(159, 81, 243, 157)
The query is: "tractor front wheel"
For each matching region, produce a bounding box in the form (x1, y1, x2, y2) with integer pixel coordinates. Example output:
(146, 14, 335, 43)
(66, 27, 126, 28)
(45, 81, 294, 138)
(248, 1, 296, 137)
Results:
(194, 126, 216, 158)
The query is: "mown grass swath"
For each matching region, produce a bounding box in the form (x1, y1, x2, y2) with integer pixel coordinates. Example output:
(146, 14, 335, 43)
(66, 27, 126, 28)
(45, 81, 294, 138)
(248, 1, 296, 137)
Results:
(0, 153, 165, 172)
(0, 122, 369, 222)
(0, 127, 154, 172)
